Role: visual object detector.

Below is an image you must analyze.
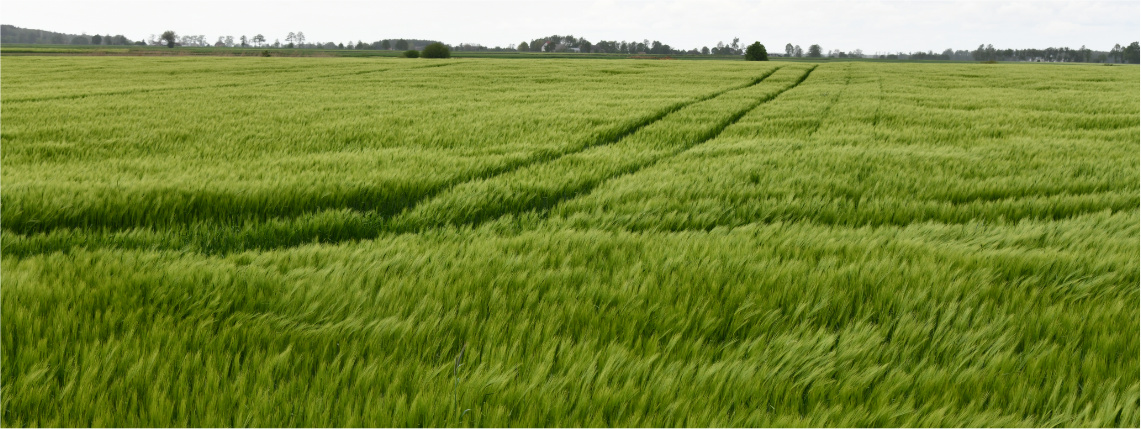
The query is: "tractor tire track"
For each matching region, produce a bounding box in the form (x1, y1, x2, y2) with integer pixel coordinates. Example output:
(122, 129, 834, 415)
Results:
(804, 65, 852, 139)
(3, 67, 784, 239)
(370, 66, 785, 220)
(391, 66, 817, 232)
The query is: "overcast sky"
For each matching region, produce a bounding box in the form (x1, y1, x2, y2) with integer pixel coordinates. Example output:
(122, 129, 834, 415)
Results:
(4, 0, 1138, 53)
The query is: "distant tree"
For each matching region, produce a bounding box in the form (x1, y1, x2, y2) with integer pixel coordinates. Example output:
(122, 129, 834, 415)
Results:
(744, 41, 768, 61)
(731, 37, 740, 53)
(338, 42, 344, 49)
(160, 30, 176, 48)
(403, 49, 419, 58)
(225, 35, 234, 47)
(90, 34, 102, 45)
(296, 32, 305, 47)
(807, 44, 822, 58)
(286, 32, 295, 47)
(785, 43, 794, 57)
(70, 35, 89, 45)
(701, 46, 709, 55)
(421, 42, 450, 58)
(395, 39, 408, 50)
(518, 41, 529, 51)
(381, 40, 391, 50)
(972, 44, 985, 61)
(794, 45, 803, 57)
(1126, 42, 1140, 64)
(253, 34, 265, 47)
(646, 40, 661, 54)
(240, 35, 248, 47)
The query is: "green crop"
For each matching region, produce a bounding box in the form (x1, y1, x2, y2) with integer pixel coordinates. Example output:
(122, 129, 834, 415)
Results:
(2, 57, 1138, 427)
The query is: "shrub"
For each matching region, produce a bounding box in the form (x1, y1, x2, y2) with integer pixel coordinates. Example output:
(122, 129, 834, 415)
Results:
(421, 42, 450, 59)
(403, 49, 420, 58)
(261, 50, 271, 57)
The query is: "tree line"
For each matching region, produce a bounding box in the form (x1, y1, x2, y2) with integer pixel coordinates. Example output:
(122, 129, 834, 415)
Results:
(1, 25, 140, 46)
(5, 24, 1140, 63)
(863, 43, 1139, 63)
(150, 30, 442, 51)
(515, 35, 756, 55)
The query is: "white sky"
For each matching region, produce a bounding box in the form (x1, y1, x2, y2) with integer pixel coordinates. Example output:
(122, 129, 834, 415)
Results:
(3, 0, 1138, 53)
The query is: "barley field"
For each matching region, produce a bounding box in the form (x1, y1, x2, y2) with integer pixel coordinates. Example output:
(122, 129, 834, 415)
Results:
(2, 56, 1138, 426)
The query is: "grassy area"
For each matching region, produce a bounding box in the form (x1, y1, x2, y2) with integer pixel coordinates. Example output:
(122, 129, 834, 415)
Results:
(2, 57, 1138, 426)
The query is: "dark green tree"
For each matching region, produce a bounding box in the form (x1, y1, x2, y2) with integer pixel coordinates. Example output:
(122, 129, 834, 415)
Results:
(70, 35, 89, 45)
(381, 40, 391, 50)
(394, 39, 409, 50)
(807, 44, 822, 58)
(518, 41, 529, 51)
(421, 42, 451, 58)
(1126, 42, 1140, 64)
(161, 30, 177, 48)
(744, 42, 768, 61)
(90, 34, 102, 45)
(785, 43, 794, 57)
(403, 49, 419, 58)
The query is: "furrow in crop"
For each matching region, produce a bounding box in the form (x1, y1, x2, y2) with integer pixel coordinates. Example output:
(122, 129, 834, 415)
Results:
(386, 65, 816, 232)
(532, 66, 820, 221)
(377, 66, 785, 215)
(2, 66, 782, 235)
(803, 66, 853, 139)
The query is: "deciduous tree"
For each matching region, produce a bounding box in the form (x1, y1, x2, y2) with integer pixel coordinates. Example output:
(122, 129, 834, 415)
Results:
(160, 30, 176, 48)
(744, 41, 768, 61)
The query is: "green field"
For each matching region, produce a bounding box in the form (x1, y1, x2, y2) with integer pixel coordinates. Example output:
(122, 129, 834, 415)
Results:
(2, 57, 1138, 426)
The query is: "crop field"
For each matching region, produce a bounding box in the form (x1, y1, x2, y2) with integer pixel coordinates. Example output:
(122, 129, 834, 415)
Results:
(1, 56, 1138, 426)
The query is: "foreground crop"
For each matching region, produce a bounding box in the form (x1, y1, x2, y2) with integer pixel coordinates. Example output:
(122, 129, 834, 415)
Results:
(2, 57, 1138, 426)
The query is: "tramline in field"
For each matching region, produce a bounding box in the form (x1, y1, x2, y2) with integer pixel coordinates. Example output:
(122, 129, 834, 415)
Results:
(2, 57, 1138, 426)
